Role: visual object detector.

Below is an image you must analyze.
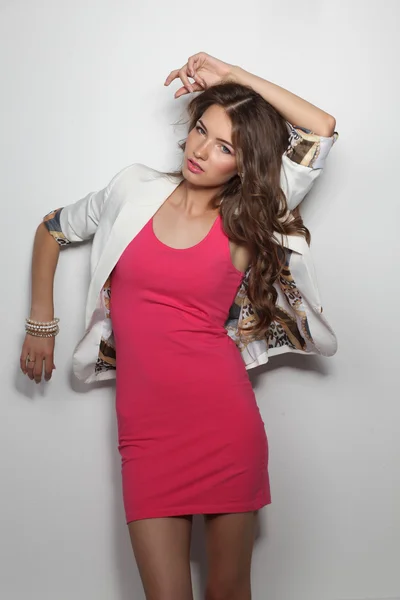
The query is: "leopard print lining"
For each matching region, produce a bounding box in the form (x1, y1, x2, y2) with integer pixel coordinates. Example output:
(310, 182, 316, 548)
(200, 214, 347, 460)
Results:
(42, 208, 71, 246)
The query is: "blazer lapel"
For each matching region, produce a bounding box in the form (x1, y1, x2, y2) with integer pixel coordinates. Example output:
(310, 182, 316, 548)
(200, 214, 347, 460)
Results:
(85, 172, 182, 326)
(83, 166, 306, 328)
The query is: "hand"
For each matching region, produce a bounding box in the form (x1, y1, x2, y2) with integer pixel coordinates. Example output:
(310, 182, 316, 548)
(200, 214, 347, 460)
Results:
(20, 334, 56, 383)
(164, 52, 235, 99)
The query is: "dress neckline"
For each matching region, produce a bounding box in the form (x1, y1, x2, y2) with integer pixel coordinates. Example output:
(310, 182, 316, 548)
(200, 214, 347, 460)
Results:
(151, 213, 220, 251)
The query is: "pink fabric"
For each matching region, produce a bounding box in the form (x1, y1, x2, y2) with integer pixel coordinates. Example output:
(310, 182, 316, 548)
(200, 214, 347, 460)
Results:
(110, 213, 270, 523)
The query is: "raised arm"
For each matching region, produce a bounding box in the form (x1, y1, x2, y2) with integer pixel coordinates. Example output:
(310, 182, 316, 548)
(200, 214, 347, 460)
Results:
(165, 52, 338, 210)
(228, 66, 336, 137)
(165, 51, 336, 136)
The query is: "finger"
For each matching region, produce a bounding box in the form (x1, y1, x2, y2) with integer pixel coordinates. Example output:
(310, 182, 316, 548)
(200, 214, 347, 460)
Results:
(188, 54, 203, 75)
(174, 86, 189, 98)
(192, 71, 206, 88)
(178, 67, 193, 93)
(26, 362, 36, 380)
(20, 350, 30, 374)
(164, 69, 180, 86)
(44, 354, 54, 382)
(187, 56, 197, 77)
(33, 356, 44, 384)
(187, 56, 206, 87)
(25, 353, 36, 379)
(174, 82, 203, 98)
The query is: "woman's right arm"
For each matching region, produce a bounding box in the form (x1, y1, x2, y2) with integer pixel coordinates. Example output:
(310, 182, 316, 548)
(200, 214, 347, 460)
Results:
(20, 222, 61, 383)
(20, 195, 104, 384)
(19, 164, 134, 383)
(20, 183, 114, 383)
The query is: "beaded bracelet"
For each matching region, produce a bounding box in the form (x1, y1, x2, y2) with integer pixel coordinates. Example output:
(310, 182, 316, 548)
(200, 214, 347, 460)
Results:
(25, 317, 60, 338)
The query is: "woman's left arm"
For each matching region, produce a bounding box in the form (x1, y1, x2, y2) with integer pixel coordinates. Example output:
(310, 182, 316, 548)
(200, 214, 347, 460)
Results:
(229, 66, 336, 138)
(165, 52, 336, 137)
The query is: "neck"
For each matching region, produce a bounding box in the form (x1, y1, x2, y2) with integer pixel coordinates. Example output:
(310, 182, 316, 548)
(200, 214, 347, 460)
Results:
(177, 179, 220, 217)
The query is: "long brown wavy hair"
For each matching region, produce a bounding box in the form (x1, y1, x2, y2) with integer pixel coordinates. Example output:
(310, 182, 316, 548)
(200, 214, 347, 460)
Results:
(166, 81, 310, 339)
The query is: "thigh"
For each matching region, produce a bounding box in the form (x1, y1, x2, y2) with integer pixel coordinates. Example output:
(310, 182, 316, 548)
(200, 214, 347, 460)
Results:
(204, 511, 257, 600)
(128, 515, 194, 600)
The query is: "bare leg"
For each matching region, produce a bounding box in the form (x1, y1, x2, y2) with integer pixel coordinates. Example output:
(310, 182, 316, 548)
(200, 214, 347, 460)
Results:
(204, 511, 257, 600)
(128, 515, 194, 600)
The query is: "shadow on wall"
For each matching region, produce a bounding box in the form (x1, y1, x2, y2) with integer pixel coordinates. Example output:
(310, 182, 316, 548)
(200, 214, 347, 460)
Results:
(249, 351, 333, 391)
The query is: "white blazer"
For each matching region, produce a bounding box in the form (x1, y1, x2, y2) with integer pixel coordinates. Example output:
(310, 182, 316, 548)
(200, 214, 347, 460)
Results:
(43, 126, 338, 383)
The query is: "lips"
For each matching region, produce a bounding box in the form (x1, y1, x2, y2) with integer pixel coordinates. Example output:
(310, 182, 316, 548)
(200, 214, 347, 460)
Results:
(188, 158, 204, 172)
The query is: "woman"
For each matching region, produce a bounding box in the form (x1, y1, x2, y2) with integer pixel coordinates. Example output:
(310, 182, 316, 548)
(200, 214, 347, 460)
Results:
(20, 52, 338, 600)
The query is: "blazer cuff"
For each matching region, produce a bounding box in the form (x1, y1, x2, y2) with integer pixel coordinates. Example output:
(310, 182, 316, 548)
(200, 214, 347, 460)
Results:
(42, 207, 71, 246)
(285, 123, 339, 170)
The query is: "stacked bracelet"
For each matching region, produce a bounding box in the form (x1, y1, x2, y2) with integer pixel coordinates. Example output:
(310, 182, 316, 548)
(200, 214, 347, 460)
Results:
(25, 317, 60, 338)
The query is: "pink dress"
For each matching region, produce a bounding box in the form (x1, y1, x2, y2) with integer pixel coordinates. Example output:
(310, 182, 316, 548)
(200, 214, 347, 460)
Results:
(110, 212, 270, 523)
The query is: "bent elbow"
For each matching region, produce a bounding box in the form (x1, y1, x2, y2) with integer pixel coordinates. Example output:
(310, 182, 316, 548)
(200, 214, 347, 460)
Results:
(322, 115, 337, 137)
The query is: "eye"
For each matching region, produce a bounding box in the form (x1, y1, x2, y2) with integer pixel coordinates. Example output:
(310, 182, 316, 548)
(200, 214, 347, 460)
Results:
(221, 145, 231, 155)
(196, 125, 206, 135)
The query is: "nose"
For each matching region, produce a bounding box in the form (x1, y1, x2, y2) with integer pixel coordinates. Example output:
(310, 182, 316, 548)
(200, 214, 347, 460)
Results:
(193, 139, 209, 161)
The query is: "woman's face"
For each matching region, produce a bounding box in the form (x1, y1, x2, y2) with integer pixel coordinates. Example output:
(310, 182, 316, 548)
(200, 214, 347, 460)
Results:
(183, 104, 238, 187)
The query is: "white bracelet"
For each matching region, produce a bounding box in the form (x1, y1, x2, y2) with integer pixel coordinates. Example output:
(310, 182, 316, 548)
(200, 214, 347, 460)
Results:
(26, 317, 60, 326)
(25, 329, 59, 338)
(25, 317, 60, 338)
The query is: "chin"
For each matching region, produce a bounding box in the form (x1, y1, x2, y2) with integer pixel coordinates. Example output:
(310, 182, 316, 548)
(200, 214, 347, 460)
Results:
(182, 164, 202, 181)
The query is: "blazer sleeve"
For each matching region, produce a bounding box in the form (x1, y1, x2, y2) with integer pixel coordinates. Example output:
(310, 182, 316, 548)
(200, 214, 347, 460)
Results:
(42, 166, 131, 245)
(280, 123, 339, 211)
(279, 240, 338, 357)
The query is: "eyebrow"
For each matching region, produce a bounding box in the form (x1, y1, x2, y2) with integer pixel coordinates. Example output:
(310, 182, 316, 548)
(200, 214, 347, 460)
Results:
(198, 119, 234, 149)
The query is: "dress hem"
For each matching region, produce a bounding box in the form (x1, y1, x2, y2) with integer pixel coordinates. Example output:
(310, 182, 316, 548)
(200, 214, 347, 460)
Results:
(125, 497, 271, 524)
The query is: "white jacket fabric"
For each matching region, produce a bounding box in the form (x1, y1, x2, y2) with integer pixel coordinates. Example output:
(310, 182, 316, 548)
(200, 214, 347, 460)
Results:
(43, 124, 338, 383)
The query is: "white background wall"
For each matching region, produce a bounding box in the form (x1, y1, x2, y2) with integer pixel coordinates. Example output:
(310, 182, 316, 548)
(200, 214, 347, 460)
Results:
(1, 1, 399, 599)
